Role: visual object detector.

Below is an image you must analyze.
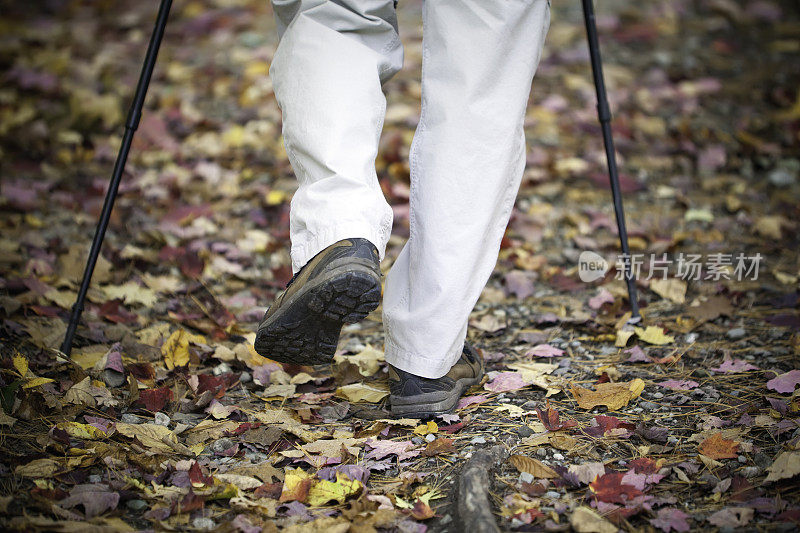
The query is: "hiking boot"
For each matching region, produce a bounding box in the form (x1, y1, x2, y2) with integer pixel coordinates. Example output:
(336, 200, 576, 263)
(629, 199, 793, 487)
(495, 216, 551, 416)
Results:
(254, 238, 382, 365)
(389, 344, 484, 418)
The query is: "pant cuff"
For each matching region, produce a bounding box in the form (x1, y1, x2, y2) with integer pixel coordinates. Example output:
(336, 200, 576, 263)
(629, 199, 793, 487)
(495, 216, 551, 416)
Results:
(290, 223, 389, 273)
(383, 337, 463, 379)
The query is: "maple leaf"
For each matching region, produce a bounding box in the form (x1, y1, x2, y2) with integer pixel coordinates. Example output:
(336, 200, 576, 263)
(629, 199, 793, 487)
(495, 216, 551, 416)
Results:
(137, 386, 173, 412)
(585, 414, 635, 437)
(567, 462, 606, 485)
(364, 438, 420, 461)
(629, 457, 661, 474)
(279, 469, 314, 503)
(589, 473, 644, 504)
(422, 438, 455, 456)
(708, 507, 754, 528)
(650, 508, 691, 532)
(570, 379, 645, 411)
(698, 432, 740, 459)
(188, 461, 214, 487)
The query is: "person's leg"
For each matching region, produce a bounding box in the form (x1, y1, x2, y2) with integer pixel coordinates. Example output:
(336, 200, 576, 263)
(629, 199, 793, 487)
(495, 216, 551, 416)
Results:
(270, 0, 402, 272)
(384, 0, 551, 380)
(255, 0, 402, 364)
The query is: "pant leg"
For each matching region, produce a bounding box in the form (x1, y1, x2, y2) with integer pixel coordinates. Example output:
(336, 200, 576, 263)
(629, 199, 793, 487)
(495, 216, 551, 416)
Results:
(383, 0, 551, 378)
(269, 0, 402, 272)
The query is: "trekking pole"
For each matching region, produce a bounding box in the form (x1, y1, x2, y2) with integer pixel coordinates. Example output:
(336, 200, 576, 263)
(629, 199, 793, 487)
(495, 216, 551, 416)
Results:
(581, 0, 641, 322)
(61, 0, 173, 355)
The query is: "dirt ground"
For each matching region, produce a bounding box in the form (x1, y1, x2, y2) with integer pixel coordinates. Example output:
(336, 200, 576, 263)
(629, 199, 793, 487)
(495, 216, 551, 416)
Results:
(1, 0, 799, 531)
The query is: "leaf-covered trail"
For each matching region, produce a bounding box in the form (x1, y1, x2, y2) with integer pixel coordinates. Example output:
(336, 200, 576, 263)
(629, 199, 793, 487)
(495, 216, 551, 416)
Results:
(1, 0, 799, 531)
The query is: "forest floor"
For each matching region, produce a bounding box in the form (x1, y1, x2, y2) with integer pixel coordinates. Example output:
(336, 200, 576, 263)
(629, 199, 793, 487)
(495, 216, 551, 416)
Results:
(1, 0, 799, 531)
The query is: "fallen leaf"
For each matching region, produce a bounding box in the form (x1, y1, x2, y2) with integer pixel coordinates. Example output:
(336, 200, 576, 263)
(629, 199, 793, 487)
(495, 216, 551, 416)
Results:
(58, 483, 119, 518)
(307, 473, 362, 506)
(708, 507, 754, 528)
(413, 421, 438, 435)
(422, 438, 455, 456)
(333, 345, 384, 377)
(525, 344, 565, 358)
(161, 329, 206, 370)
(279, 469, 314, 503)
(508, 455, 558, 478)
(571, 379, 645, 411)
(634, 326, 675, 345)
(711, 358, 759, 373)
(115, 422, 179, 454)
(658, 379, 699, 390)
(15, 458, 60, 478)
(766, 370, 800, 394)
(570, 506, 617, 533)
(698, 432, 740, 460)
(650, 508, 691, 532)
(568, 462, 606, 485)
(589, 472, 644, 504)
(364, 439, 420, 461)
(650, 278, 687, 304)
(335, 382, 389, 403)
(765, 450, 800, 482)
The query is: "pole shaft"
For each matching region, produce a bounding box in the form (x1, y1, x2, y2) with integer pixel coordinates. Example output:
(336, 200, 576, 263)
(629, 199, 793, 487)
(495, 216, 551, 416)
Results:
(581, 0, 640, 321)
(61, 0, 173, 355)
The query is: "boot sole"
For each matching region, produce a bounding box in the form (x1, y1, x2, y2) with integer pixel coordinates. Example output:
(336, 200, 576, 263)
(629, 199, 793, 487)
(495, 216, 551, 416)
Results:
(390, 372, 484, 419)
(254, 265, 381, 366)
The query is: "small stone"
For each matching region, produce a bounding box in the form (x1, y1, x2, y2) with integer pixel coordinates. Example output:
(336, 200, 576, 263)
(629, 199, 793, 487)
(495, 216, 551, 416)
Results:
(127, 499, 148, 512)
(741, 466, 760, 478)
(211, 438, 235, 454)
(516, 426, 535, 438)
(88, 474, 102, 483)
(544, 491, 561, 499)
(519, 472, 534, 484)
(439, 515, 453, 526)
(213, 363, 232, 376)
(240, 371, 252, 383)
(652, 392, 664, 399)
(618, 460, 627, 466)
(121, 413, 141, 424)
(192, 517, 216, 530)
(412, 437, 424, 445)
(536, 448, 547, 457)
(727, 327, 746, 340)
(667, 436, 679, 445)
(639, 401, 658, 410)
(692, 368, 709, 378)
(552, 453, 564, 461)
(685, 332, 698, 344)
(425, 434, 436, 443)
(738, 455, 747, 463)
(154, 412, 170, 427)
(470, 436, 486, 445)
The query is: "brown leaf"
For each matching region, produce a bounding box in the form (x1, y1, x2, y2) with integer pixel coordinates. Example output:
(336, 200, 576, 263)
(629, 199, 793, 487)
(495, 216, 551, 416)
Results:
(698, 432, 740, 460)
(508, 454, 558, 478)
(409, 498, 435, 520)
(570, 379, 645, 411)
(422, 437, 455, 456)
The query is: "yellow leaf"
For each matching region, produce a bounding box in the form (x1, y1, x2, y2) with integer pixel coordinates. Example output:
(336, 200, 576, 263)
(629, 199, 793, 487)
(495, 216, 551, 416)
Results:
(116, 422, 178, 454)
(265, 190, 287, 206)
(571, 379, 645, 411)
(649, 278, 687, 304)
(161, 329, 206, 370)
(12, 354, 28, 377)
(15, 458, 60, 478)
(414, 421, 438, 436)
(23, 376, 55, 389)
(307, 473, 362, 507)
(280, 468, 314, 503)
(333, 344, 384, 377)
(335, 382, 389, 403)
(615, 328, 635, 347)
(508, 455, 558, 478)
(56, 421, 108, 440)
(634, 326, 674, 345)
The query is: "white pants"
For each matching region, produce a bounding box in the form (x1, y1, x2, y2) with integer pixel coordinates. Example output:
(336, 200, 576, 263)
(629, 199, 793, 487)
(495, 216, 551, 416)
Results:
(270, 0, 550, 378)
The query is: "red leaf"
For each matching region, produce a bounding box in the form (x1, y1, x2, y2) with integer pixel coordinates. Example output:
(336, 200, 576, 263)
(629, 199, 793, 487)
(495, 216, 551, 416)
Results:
(177, 490, 205, 513)
(97, 299, 138, 324)
(536, 405, 577, 431)
(629, 457, 660, 475)
(136, 386, 173, 412)
(188, 461, 213, 487)
(589, 472, 644, 504)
